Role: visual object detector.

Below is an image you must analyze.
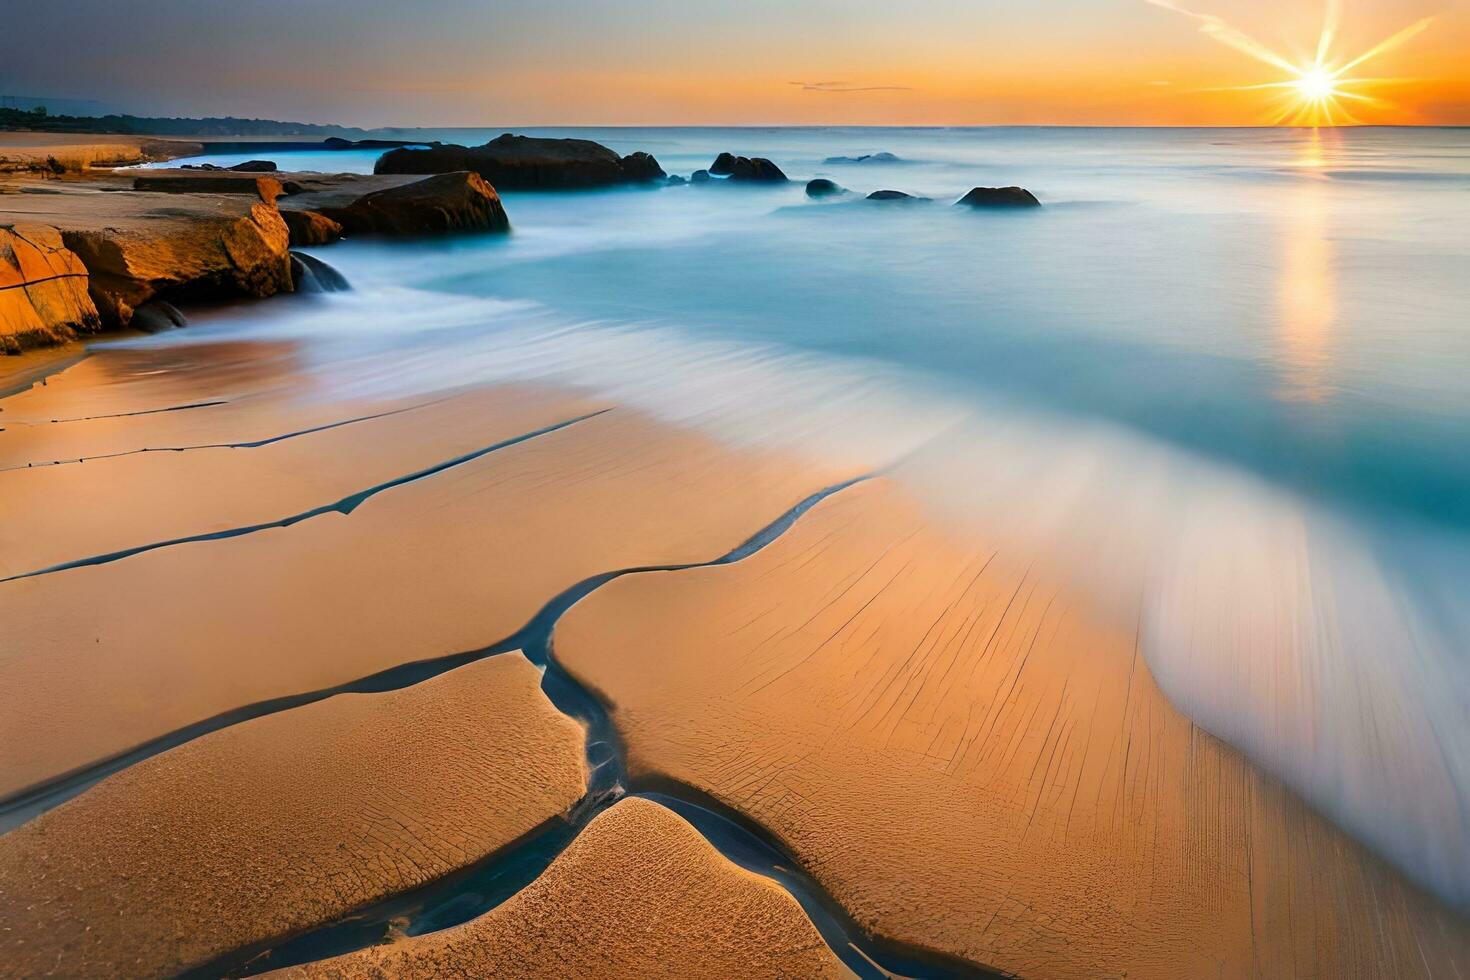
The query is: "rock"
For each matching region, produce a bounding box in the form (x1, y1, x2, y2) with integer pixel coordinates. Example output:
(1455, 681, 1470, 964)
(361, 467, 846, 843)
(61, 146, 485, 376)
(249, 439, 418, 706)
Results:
(665, 174, 688, 186)
(132, 174, 287, 201)
(619, 151, 667, 182)
(0, 223, 101, 353)
(290, 251, 351, 293)
(709, 154, 788, 183)
(866, 189, 929, 201)
(130, 300, 188, 334)
(181, 163, 224, 171)
(805, 178, 845, 198)
(281, 209, 343, 246)
(710, 152, 739, 176)
(690, 169, 711, 184)
(226, 160, 277, 172)
(955, 186, 1041, 208)
(375, 134, 664, 190)
(823, 152, 901, 164)
(57, 191, 292, 328)
(315, 171, 509, 236)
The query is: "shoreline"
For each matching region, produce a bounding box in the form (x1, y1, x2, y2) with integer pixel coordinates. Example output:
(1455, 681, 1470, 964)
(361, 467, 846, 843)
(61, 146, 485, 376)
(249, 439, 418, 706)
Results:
(1, 128, 1466, 978)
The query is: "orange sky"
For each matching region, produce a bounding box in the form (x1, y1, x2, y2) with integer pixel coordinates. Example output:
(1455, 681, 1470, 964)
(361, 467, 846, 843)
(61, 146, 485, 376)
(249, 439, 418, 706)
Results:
(7, 0, 1468, 125)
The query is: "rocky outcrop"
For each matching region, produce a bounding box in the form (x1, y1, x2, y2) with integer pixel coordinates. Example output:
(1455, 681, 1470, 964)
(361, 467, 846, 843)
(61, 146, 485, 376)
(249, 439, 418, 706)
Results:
(805, 178, 845, 198)
(867, 189, 929, 201)
(314, 171, 509, 236)
(690, 169, 712, 184)
(59, 191, 292, 328)
(708, 154, 788, 183)
(955, 186, 1041, 208)
(281, 209, 343, 246)
(0, 224, 101, 353)
(375, 134, 664, 190)
(132, 174, 289, 200)
(227, 160, 277, 172)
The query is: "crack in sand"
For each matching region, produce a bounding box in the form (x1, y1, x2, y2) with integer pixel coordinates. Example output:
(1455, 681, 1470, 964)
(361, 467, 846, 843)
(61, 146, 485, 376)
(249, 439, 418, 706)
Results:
(1, 398, 229, 425)
(0, 409, 613, 583)
(0, 397, 448, 472)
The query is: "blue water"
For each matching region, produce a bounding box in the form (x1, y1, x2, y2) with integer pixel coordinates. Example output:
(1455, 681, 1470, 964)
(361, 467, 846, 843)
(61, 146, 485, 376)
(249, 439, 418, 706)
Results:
(155, 127, 1470, 907)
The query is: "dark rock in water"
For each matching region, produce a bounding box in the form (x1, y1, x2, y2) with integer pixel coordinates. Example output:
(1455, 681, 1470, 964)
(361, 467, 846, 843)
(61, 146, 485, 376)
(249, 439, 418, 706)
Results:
(374, 134, 663, 190)
(824, 152, 901, 164)
(666, 174, 688, 186)
(281, 209, 343, 247)
(290, 251, 351, 293)
(619, 151, 666, 182)
(955, 186, 1041, 208)
(805, 178, 845, 198)
(227, 160, 278, 172)
(690, 169, 711, 184)
(867, 189, 929, 201)
(316, 171, 510, 236)
(130, 300, 188, 334)
(710, 152, 739, 176)
(731, 157, 787, 182)
(181, 163, 224, 171)
(707, 154, 787, 183)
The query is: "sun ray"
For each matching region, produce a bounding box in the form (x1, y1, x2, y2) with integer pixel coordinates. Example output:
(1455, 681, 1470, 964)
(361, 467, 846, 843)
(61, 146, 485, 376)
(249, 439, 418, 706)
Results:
(1146, 0, 1435, 126)
(1332, 17, 1435, 75)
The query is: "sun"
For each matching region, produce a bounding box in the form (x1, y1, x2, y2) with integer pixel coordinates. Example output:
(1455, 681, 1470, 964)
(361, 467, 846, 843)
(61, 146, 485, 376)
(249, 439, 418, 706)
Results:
(1293, 67, 1338, 103)
(1146, 0, 1434, 126)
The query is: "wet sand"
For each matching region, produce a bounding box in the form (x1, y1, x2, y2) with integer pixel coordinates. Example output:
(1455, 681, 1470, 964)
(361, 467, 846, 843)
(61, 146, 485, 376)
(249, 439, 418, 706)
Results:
(276, 798, 849, 980)
(0, 351, 852, 804)
(0, 654, 585, 977)
(557, 477, 1470, 979)
(1, 338, 1467, 979)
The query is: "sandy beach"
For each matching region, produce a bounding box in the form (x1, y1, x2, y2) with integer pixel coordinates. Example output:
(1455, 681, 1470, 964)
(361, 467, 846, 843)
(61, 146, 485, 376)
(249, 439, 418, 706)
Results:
(2, 126, 1468, 979)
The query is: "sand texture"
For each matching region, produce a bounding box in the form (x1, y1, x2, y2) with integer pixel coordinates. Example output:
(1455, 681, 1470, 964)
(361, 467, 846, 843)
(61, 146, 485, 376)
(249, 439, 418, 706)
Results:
(276, 797, 850, 980)
(556, 477, 1470, 979)
(0, 653, 586, 978)
(0, 361, 851, 802)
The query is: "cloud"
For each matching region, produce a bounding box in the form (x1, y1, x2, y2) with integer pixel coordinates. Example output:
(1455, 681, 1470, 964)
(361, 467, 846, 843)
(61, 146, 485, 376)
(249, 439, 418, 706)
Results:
(788, 80, 911, 93)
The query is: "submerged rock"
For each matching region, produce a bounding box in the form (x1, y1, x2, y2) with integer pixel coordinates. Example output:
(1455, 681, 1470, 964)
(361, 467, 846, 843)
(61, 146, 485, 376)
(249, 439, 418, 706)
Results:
(227, 160, 278, 172)
(316, 171, 510, 236)
(955, 186, 1041, 208)
(281, 209, 343, 247)
(690, 169, 711, 184)
(666, 174, 688, 186)
(866, 189, 929, 201)
(130, 300, 188, 334)
(823, 151, 901, 164)
(375, 134, 664, 190)
(805, 178, 846, 198)
(290, 251, 351, 293)
(0, 223, 101, 353)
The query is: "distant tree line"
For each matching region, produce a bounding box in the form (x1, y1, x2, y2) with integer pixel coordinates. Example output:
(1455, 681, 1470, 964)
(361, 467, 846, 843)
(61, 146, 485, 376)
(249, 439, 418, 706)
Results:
(0, 106, 369, 137)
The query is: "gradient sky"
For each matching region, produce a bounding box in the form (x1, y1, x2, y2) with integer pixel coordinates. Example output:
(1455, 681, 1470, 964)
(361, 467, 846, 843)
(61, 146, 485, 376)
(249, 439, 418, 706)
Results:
(4, 0, 1466, 126)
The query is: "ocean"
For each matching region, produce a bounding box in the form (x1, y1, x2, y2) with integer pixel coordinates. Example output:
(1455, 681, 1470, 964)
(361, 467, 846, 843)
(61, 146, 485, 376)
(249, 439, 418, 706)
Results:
(151, 126, 1470, 907)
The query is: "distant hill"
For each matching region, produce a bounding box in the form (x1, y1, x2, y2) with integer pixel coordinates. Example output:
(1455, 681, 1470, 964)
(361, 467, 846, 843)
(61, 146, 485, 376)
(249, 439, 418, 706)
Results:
(0, 106, 370, 138)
